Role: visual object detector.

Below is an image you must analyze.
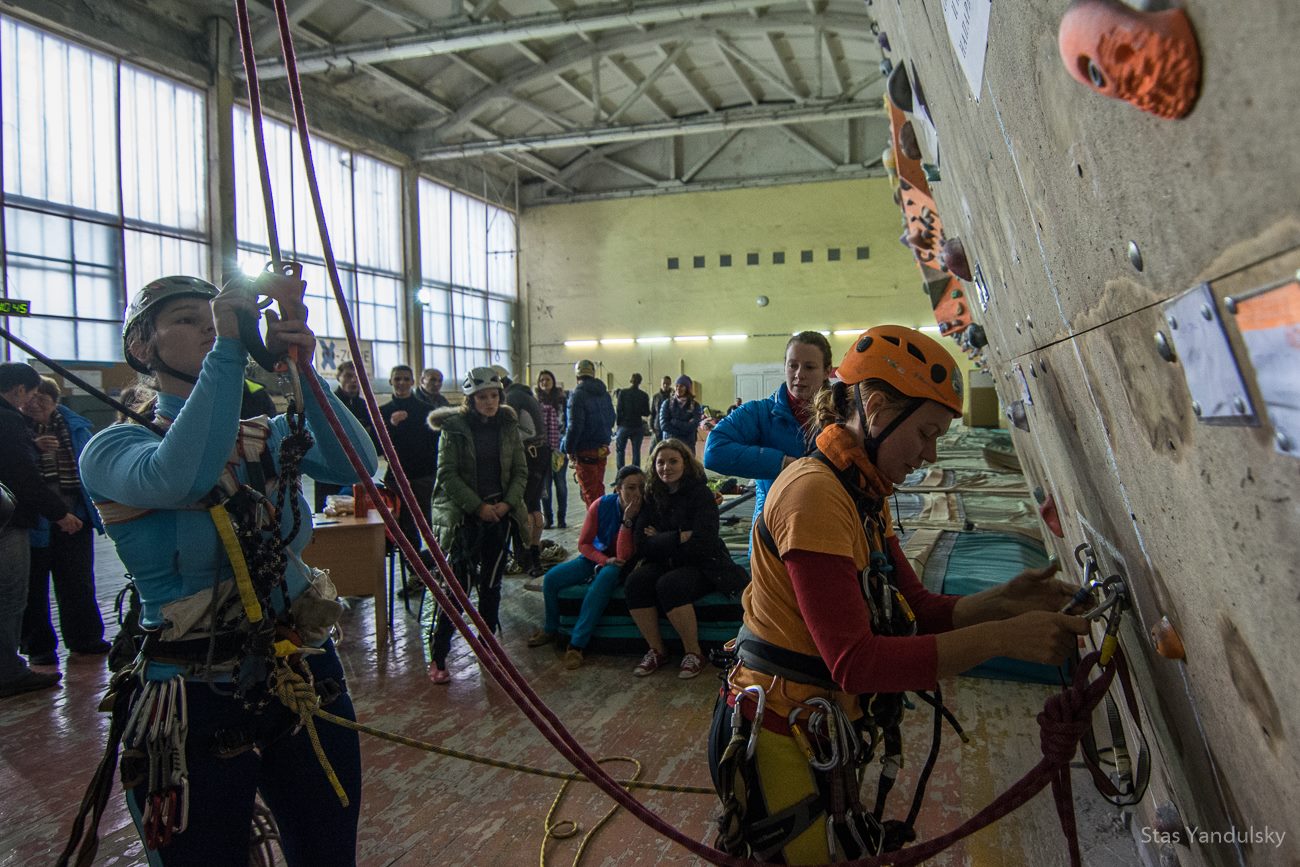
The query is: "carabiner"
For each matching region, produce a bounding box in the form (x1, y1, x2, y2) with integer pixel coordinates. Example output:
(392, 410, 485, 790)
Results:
(739, 685, 766, 760)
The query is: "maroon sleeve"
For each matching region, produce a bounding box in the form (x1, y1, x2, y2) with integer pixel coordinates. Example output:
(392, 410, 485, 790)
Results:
(887, 535, 959, 634)
(787, 548, 939, 694)
(577, 500, 607, 564)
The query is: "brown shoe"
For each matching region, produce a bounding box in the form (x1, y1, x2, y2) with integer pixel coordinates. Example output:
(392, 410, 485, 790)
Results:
(526, 629, 556, 648)
(563, 647, 584, 670)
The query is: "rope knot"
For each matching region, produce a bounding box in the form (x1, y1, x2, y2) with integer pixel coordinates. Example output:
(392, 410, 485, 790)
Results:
(1037, 687, 1091, 766)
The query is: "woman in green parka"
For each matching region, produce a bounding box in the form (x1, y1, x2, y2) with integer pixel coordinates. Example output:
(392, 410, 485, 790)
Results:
(425, 366, 528, 684)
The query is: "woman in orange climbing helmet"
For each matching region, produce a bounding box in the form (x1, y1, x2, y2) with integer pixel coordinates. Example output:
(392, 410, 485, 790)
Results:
(708, 324, 1089, 863)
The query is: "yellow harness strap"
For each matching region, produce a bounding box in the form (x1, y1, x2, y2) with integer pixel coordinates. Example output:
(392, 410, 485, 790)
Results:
(208, 504, 263, 624)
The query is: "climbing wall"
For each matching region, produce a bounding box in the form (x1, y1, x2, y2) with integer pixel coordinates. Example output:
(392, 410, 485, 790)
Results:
(868, 2, 1300, 865)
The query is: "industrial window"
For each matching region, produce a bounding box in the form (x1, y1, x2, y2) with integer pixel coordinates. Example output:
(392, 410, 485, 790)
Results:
(234, 108, 404, 378)
(800, 249, 813, 263)
(719, 254, 732, 267)
(827, 248, 841, 261)
(667, 257, 679, 270)
(772, 251, 785, 265)
(693, 255, 705, 269)
(857, 245, 870, 260)
(1, 16, 208, 361)
(417, 177, 516, 379)
(746, 252, 759, 266)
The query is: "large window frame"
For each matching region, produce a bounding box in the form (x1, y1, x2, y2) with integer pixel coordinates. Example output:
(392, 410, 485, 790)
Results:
(233, 107, 405, 380)
(418, 177, 517, 381)
(1, 15, 209, 362)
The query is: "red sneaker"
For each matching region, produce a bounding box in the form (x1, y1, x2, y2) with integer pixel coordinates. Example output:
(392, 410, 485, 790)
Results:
(678, 653, 704, 680)
(632, 648, 666, 677)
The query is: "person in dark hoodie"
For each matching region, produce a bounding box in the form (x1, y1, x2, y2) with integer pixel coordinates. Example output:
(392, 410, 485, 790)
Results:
(658, 375, 703, 450)
(380, 364, 438, 552)
(425, 367, 527, 685)
(614, 372, 651, 470)
(313, 360, 380, 512)
(0, 362, 78, 698)
(624, 438, 747, 680)
(560, 359, 616, 508)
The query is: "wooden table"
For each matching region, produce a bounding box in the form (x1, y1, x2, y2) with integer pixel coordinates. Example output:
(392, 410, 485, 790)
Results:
(302, 512, 389, 647)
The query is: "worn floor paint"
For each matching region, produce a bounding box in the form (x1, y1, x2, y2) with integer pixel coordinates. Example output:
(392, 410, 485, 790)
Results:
(1, 494, 1143, 866)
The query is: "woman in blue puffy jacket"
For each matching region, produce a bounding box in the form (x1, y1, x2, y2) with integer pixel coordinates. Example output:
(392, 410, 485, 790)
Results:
(703, 331, 832, 526)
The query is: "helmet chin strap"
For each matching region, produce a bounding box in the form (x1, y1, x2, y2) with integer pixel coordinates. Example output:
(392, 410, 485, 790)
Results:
(150, 347, 200, 386)
(857, 383, 924, 464)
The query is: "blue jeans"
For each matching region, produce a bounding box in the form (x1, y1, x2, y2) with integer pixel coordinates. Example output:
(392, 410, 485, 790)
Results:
(615, 426, 645, 469)
(542, 556, 623, 650)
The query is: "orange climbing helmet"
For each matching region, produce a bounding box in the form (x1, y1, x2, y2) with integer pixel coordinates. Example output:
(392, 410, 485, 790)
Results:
(836, 324, 963, 416)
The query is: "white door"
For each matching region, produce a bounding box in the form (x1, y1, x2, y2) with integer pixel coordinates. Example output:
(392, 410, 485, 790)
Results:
(733, 363, 784, 404)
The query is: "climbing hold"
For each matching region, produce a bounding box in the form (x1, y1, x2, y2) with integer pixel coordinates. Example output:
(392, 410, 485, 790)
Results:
(887, 62, 913, 113)
(899, 121, 922, 161)
(964, 323, 987, 349)
(940, 237, 973, 281)
(877, 32, 891, 53)
(922, 163, 941, 183)
(1058, 0, 1201, 120)
(1037, 490, 1065, 537)
(1151, 615, 1186, 661)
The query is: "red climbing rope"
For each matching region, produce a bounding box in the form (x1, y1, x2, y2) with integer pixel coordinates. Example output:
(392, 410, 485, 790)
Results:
(240, 3, 1119, 863)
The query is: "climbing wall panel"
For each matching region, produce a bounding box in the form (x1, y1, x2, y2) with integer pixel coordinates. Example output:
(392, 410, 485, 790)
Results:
(870, 2, 1300, 865)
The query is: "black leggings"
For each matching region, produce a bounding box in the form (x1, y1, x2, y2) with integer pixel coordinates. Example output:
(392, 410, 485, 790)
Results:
(430, 517, 513, 667)
(623, 561, 714, 611)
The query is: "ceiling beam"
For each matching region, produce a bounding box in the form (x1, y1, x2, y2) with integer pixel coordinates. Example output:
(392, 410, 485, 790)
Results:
(604, 55, 675, 120)
(597, 155, 662, 186)
(353, 0, 433, 31)
(607, 41, 688, 123)
(663, 46, 715, 114)
(715, 34, 804, 102)
(426, 13, 870, 136)
(254, 0, 788, 78)
(526, 164, 887, 205)
(823, 30, 851, 95)
(713, 39, 760, 105)
(778, 124, 838, 168)
(254, 0, 328, 53)
(766, 32, 807, 100)
(421, 100, 884, 159)
(682, 130, 740, 182)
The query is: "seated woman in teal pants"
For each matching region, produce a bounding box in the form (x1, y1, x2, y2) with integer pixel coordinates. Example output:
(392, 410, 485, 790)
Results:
(527, 466, 643, 668)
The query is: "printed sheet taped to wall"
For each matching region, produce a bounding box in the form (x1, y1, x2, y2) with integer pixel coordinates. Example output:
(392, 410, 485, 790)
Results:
(941, 0, 992, 100)
(1233, 279, 1300, 456)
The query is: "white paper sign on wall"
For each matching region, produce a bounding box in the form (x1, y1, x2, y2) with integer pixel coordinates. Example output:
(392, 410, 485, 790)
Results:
(942, 0, 992, 101)
(317, 337, 374, 378)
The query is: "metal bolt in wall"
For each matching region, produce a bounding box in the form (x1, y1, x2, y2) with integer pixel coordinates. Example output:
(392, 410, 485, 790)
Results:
(1127, 241, 1144, 272)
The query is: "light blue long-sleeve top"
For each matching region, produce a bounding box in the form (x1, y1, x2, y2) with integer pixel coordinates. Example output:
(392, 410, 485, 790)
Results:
(80, 337, 380, 639)
(702, 383, 810, 525)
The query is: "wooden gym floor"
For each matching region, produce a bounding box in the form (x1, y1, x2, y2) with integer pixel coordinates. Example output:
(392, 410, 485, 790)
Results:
(0, 478, 1145, 866)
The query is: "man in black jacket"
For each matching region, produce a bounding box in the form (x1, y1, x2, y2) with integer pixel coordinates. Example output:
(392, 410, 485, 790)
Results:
(615, 373, 651, 469)
(380, 365, 438, 554)
(0, 362, 78, 697)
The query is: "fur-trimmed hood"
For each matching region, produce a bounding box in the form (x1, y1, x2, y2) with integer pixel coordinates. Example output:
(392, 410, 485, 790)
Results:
(427, 401, 517, 432)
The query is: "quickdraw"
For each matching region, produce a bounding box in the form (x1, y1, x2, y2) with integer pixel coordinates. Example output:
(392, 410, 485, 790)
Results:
(121, 676, 190, 850)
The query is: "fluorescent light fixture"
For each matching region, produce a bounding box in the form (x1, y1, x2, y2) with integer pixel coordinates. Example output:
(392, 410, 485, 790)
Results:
(564, 339, 599, 348)
(675, 335, 709, 342)
(636, 336, 672, 344)
(918, 325, 942, 334)
(712, 333, 748, 341)
(832, 329, 865, 337)
(601, 337, 635, 346)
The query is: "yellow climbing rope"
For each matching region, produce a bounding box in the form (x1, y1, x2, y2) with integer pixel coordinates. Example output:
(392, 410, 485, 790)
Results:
(274, 660, 350, 808)
(209, 504, 263, 623)
(312, 708, 713, 795)
(540, 756, 641, 867)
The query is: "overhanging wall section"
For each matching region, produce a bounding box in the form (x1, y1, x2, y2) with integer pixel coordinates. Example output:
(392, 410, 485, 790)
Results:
(870, 2, 1300, 865)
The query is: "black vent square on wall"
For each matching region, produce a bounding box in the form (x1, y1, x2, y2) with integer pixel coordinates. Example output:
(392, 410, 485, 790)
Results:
(827, 248, 841, 261)
(719, 254, 732, 267)
(746, 252, 759, 266)
(693, 255, 706, 269)
(856, 246, 870, 260)
(800, 250, 813, 263)
(772, 251, 785, 265)
(667, 257, 679, 270)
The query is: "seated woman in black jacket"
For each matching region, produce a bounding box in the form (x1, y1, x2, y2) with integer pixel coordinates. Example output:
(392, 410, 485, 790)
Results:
(625, 438, 746, 680)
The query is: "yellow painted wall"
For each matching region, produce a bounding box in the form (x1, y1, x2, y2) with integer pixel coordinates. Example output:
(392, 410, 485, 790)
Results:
(520, 178, 970, 404)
